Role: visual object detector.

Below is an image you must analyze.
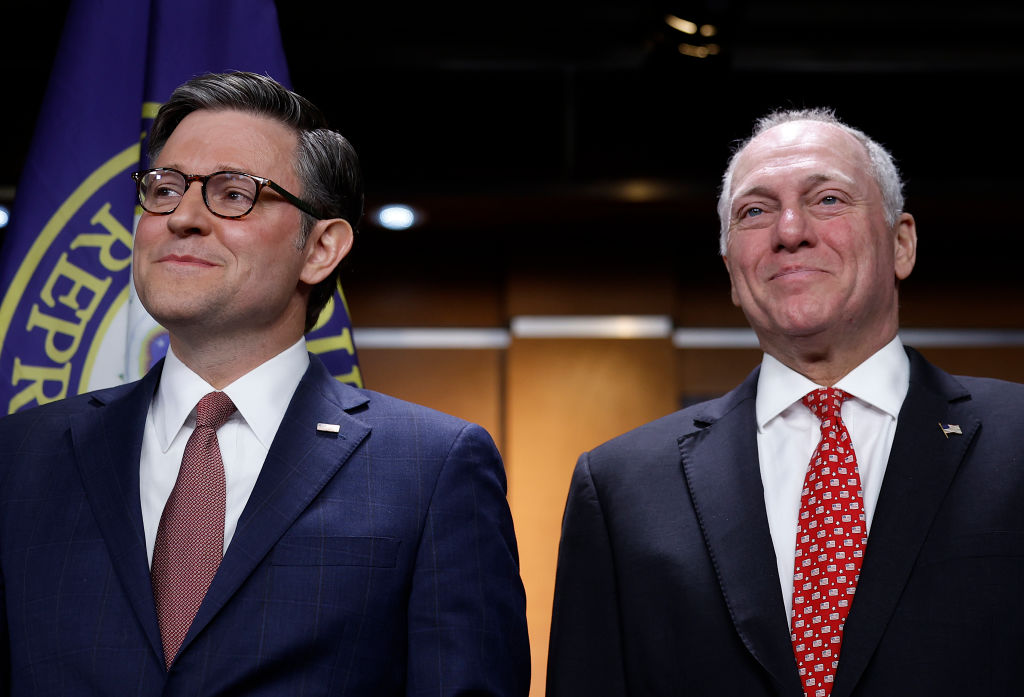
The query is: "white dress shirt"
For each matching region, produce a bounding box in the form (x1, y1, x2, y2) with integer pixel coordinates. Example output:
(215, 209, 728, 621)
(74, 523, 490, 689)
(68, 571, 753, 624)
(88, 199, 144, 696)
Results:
(140, 339, 309, 566)
(755, 336, 909, 620)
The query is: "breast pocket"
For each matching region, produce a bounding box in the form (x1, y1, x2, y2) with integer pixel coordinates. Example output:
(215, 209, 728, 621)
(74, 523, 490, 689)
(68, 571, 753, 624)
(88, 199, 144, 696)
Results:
(884, 530, 1024, 666)
(918, 531, 1024, 566)
(270, 535, 401, 567)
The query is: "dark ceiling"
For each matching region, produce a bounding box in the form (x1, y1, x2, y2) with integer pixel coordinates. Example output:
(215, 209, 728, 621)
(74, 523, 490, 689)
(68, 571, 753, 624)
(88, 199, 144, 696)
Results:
(5, 1, 1024, 282)
(279, 1, 1024, 189)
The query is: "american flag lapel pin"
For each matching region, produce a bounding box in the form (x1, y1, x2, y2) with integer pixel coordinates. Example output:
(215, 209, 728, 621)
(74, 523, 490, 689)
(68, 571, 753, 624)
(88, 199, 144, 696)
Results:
(938, 422, 962, 439)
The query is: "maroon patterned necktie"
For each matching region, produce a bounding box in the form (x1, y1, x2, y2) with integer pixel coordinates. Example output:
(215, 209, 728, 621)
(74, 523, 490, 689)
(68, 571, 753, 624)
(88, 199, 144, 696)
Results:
(790, 388, 866, 697)
(151, 390, 236, 669)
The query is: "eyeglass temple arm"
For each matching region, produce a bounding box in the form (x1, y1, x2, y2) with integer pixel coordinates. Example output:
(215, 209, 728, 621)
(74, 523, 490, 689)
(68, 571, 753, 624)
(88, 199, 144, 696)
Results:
(266, 180, 324, 219)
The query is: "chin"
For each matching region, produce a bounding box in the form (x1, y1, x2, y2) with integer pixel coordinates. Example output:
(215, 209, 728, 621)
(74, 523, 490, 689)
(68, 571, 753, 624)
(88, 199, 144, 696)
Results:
(770, 313, 837, 339)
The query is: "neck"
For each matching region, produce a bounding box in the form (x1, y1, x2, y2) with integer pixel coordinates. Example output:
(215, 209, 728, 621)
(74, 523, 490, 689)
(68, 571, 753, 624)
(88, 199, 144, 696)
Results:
(763, 330, 898, 387)
(168, 332, 303, 389)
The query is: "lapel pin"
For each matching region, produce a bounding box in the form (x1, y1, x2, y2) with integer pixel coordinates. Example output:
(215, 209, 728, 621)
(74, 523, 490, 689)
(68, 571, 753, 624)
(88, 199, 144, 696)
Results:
(316, 422, 341, 434)
(938, 422, 962, 438)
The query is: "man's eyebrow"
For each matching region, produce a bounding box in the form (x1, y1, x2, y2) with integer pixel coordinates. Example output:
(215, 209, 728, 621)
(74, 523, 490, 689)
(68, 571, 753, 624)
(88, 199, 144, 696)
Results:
(799, 172, 857, 188)
(157, 163, 252, 173)
(213, 163, 253, 173)
(732, 184, 776, 203)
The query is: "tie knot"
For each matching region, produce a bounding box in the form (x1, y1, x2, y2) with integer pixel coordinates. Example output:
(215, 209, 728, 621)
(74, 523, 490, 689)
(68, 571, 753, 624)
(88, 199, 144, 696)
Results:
(802, 387, 848, 423)
(195, 391, 236, 430)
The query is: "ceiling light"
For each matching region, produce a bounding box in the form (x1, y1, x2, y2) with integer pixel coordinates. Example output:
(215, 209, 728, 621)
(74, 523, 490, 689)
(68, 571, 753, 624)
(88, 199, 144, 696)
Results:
(376, 204, 417, 230)
(677, 43, 719, 58)
(0, 205, 9, 229)
(665, 14, 697, 35)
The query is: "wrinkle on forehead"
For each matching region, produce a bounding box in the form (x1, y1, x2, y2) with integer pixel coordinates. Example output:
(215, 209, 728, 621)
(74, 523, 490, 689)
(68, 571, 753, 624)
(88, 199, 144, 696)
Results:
(157, 161, 266, 175)
(734, 171, 860, 204)
(729, 121, 875, 209)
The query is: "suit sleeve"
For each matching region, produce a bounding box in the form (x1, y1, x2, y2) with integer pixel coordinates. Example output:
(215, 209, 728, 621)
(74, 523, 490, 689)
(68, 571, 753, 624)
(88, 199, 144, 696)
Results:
(406, 422, 530, 697)
(0, 567, 8, 696)
(547, 452, 628, 697)
(0, 422, 12, 695)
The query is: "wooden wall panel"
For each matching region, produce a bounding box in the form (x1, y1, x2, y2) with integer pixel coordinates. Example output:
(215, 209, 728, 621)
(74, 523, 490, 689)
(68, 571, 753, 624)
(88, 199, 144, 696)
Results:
(675, 347, 763, 405)
(912, 346, 1024, 384)
(900, 282, 1024, 328)
(504, 338, 678, 695)
(345, 278, 503, 326)
(506, 270, 675, 316)
(356, 348, 505, 447)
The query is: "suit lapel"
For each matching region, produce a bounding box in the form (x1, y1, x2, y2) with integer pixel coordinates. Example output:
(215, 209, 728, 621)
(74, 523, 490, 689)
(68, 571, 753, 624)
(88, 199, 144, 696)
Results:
(179, 357, 371, 654)
(70, 367, 165, 662)
(831, 349, 978, 697)
(680, 370, 804, 697)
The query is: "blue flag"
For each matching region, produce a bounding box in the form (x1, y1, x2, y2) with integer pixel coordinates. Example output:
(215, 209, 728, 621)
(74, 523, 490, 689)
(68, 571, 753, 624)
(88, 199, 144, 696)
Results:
(0, 0, 362, 415)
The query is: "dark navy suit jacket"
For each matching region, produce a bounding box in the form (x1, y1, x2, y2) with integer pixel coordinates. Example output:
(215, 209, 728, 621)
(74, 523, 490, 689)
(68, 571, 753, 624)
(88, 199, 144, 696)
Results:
(548, 348, 1024, 696)
(0, 355, 530, 696)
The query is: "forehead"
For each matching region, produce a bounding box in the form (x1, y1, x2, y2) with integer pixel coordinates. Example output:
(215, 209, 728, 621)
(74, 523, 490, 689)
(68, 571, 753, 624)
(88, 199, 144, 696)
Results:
(730, 120, 874, 200)
(156, 109, 298, 180)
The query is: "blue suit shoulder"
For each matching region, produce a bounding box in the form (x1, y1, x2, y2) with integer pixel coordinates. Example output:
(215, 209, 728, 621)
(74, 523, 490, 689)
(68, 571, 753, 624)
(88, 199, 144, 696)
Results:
(0, 380, 140, 451)
(0, 380, 137, 419)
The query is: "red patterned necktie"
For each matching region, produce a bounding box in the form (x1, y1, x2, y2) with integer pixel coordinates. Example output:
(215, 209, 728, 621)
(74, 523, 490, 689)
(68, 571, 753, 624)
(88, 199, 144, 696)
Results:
(151, 390, 236, 669)
(790, 387, 866, 697)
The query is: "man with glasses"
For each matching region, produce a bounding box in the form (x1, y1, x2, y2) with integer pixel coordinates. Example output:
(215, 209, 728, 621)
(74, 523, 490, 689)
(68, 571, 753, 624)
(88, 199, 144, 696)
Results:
(0, 71, 529, 695)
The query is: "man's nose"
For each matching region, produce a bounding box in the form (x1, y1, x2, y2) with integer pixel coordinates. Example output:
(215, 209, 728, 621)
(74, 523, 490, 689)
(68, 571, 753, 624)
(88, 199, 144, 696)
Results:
(166, 183, 210, 235)
(773, 206, 814, 252)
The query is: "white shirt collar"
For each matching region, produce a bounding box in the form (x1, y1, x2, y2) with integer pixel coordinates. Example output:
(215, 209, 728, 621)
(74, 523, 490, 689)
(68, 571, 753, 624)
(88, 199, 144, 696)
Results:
(755, 336, 909, 430)
(151, 339, 310, 451)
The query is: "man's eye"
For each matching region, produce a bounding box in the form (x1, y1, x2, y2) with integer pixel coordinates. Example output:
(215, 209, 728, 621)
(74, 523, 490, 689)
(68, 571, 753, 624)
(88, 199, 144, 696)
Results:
(821, 195, 839, 205)
(213, 188, 255, 204)
(745, 207, 764, 217)
(154, 186, 182, 199)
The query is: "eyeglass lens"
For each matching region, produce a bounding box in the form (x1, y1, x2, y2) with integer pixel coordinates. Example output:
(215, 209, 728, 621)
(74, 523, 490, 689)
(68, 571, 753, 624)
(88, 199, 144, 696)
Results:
(139, 170, 260, 217)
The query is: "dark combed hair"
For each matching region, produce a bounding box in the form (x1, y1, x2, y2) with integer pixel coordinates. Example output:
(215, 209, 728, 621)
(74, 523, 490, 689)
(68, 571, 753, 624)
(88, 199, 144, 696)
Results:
(148, 71, 364, 332)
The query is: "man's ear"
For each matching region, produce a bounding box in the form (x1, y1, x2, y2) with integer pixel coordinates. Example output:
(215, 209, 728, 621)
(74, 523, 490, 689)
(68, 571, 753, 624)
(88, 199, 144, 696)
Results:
(893, 212, 917, 281)
(300, 218, 354, 285)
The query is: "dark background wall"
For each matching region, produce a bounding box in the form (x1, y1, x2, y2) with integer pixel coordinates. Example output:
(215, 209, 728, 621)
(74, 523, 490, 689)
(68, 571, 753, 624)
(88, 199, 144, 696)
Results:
(5, 1, 1024, 293)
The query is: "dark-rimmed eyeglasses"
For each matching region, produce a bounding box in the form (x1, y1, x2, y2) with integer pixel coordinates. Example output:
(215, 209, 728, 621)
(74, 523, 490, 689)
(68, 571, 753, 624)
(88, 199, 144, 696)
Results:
(131, 167, 323, 220)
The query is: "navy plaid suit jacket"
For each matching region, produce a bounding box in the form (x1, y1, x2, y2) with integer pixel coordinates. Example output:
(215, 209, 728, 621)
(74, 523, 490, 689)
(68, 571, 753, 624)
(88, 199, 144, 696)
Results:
(0, 354, 529, 696)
